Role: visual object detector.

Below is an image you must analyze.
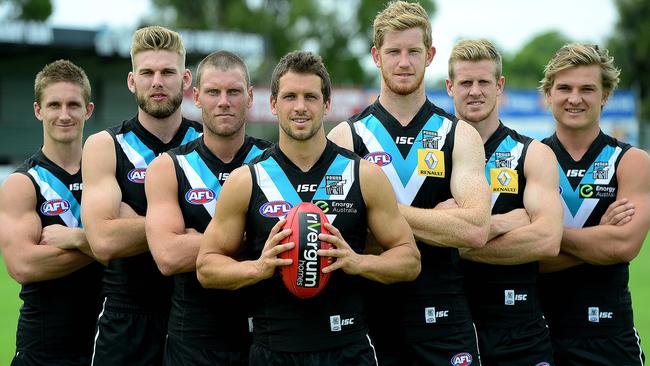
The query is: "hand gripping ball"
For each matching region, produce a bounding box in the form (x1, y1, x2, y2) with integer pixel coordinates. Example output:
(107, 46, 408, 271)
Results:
(279, 202, 333, 299)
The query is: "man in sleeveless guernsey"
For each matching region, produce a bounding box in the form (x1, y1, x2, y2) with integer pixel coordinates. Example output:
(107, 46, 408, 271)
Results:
(445, 39, 562, 365)
(327, 2, 491, 365)
(81, 26, 202, 365)
(0, 60, 104, 365)
(537, 44, 649, 365)
(145, 50, 272, 365)
(196, 51, 420, 366)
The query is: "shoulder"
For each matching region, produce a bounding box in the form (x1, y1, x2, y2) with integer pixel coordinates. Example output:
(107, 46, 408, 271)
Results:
(327, 121, 354, 151)
(1, 173, 37, 205)
(618, 147, 650, 177)
(85, 130, 115, 150)
(524, 140, 559, 176)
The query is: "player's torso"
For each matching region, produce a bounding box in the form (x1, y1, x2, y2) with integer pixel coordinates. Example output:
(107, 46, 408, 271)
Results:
(166, 136, 270, 347)
(103, 116, 202, 312)
(245, 142, 369, 352)
(540, 131, 633, 335)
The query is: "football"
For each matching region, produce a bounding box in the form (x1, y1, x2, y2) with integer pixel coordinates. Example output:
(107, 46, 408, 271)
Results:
(279, 202, 333, 299)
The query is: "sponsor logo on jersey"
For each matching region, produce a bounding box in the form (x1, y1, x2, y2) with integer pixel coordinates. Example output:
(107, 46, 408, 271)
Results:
(417, 149, 445, 177)
(490, 168, 518, 194)
(68, 183, 82, 191)
(451, 352, 473, 366)
(588, 306, 613, 322)
(364, 152, 392, 166)
(314, 200, 356, 215)
(329, 315, 355, 332)
(495, 152, 514, 169)
(422, 130, 441, 149)
(504, 289, 528, 305)
(593, 161, 609, 179)
(259, 200, 292, 218)
(40, 199, 70, 216)
(127, 168, 147, 183)
(566, 169, 586, 177)
(296, 184, 318, 193)
(579, 184, 616, 199)
(325, 175, 346, 196)
(185, 188, 215, 204)
(424, 306, 449, 323)
(395, 136, 415, 145)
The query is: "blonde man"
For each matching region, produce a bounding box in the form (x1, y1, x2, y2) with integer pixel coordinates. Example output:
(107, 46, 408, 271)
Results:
(81, 26, 202, 365)
(447, 39, 561, 366)
(538, 43, 649, 366)
(0, 60, 103, 365)
(328, 2, 491, 365)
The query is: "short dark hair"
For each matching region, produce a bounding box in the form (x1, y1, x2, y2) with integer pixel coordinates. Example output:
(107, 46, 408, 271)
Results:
(270, 50, 331, 102)
(196, 50, 250, 88)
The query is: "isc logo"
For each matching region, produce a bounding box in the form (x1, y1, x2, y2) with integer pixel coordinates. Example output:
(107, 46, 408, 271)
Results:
(260, 201, 292, 218)
(566, 169, 586, 177)
(40, 199, 70, 216)
(127, 168, 147, 183)
(68, 183, 82, 191)
(395, 136, 415, 145)
(296, 184, 318, 192)
(364, 152, 392, 166)
(185, 188, 215, 204)
(451, 352, 473, 366)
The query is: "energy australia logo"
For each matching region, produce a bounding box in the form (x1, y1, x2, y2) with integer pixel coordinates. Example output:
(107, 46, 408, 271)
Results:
(421, 130, 441, 149)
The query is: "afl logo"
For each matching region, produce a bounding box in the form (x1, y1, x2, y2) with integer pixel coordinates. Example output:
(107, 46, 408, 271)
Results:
(127, 168, 147, 183)
(40, 199, 70, 216)
(451, 352, 473, 366)
(185, 188, 215, 205)
(364, 152, 392, 166)
(260, 200, 292, 218)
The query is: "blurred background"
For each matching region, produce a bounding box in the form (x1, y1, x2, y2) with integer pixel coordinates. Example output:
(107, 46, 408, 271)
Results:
(0, 0, 648, 363)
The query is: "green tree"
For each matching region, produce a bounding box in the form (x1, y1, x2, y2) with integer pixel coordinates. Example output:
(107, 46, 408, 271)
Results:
(607, 0, 650, 147)
(502, 31, 570, 89)
(149, 0, 435, 85)
(3, 0, 52, 21)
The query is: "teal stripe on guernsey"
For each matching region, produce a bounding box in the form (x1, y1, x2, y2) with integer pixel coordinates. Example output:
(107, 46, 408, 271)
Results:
(560, 144, 618, 217)
(258, 157, 302, 206)
(313, 154, 353, 201)
(121, 131, 156, 166)
(180, 127, 202, 146)
(30, 165, 81, 227)
(184, 150, 221, 197)
(359, 113, 446, 186)
(244, 145, 264, 164)
(484, 135, 522, 186)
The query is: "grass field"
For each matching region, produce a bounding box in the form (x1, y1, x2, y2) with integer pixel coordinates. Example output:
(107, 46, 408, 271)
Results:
(0, 236, 649, 363)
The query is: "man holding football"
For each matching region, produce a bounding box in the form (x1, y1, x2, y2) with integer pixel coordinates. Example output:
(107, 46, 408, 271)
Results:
(197, 50, 420, 366)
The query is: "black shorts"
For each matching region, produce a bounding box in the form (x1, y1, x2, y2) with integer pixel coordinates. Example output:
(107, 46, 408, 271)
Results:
(552, 327, 645, 366)
(91, 303, 168, 366)
(163, 335, 248, 366)
(374, 321, 481, 366)
(476, 317, 554, 366)
(248, 336, 378, 366)
(11, 351, 90, 366)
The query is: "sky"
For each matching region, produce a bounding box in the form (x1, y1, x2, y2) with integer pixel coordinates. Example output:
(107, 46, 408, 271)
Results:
(38, 0, 619, 80)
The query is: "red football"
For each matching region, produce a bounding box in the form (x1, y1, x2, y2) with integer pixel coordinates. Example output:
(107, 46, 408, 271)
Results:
(279, 202, 333, 299)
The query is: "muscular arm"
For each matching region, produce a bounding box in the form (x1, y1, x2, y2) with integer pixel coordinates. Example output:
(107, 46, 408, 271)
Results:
(462, 141, 563, 264)
(81, 131, 148, 262)
(399, 121, 491, 248)
(327, 121, 354, 151)
(145, 154, 202, 276)
(319, 160, 420, 284)
(0, 174, 93, 284)
(196, 166, 293, 290)
(559, 148, 650, 265)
